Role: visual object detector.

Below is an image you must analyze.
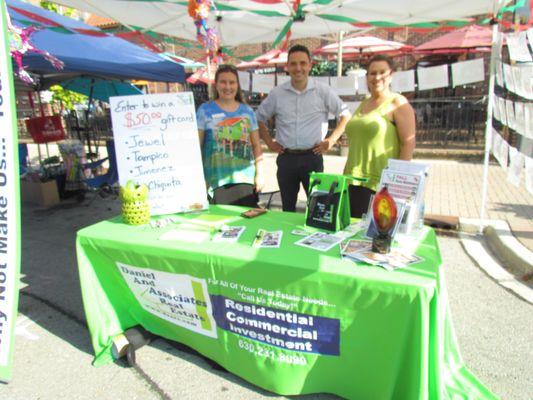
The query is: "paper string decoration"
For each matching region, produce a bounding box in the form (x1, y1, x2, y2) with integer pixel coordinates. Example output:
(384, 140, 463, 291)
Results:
(188, 0, 220, 55)
(7, 10, 63, 84)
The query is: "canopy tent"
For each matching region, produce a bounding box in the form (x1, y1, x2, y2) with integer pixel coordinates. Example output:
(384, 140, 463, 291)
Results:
(415, 25, 493, 54)
(314, 36, 414, 60)
(50, 0, 498, 48)
(236, 49, 288, 69)
(7, 0, 185, 87)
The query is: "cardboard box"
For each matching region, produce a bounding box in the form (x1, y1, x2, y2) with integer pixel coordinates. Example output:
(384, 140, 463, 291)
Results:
(21, 180, 60, 207)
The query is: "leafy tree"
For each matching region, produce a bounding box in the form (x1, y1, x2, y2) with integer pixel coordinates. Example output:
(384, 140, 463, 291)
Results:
(311, 60, 360, 76)
(311, 60, 336, 76)
(39, 1, 75, 17)
(48, 85, 87, 111)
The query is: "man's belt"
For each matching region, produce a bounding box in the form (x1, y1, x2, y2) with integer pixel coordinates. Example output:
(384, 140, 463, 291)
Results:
(284, 148, 315, 155)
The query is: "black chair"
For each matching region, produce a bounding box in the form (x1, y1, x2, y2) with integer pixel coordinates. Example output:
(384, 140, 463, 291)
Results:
(258, 190, 281, 210)
(212, 183, 259, 208)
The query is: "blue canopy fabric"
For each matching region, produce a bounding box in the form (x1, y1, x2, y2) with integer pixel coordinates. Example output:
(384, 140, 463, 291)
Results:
(7, 0, 185, 86)
(60, 77, 142, 103)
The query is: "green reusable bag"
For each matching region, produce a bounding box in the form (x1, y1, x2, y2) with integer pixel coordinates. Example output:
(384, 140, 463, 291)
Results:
(305, 173, 352, 232)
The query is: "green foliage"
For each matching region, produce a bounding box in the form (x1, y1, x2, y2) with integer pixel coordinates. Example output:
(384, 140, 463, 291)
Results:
(39, 1, 75, 17)
(311, 60, 361, 76)
(48, 85, 87, 110)
(311, 61, 336, 76)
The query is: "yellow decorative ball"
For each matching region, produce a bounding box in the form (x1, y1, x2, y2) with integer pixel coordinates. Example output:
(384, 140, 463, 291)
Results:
(120, 180, 150, 225)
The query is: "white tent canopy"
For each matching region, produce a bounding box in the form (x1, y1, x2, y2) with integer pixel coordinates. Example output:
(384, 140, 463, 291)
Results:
(52, 0, 499, 47)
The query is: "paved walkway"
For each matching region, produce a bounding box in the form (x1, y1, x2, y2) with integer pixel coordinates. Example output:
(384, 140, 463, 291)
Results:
(261, 154, 533, 251)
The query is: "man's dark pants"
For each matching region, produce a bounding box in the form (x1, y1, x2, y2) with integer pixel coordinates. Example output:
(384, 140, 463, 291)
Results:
(276, 151, 323, 212)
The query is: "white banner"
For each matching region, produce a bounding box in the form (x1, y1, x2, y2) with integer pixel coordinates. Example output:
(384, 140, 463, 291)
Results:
(357, 75, 368, 95)
(492, 129, 509, 170)
(525, 103, 533, 139)
(276, 74, 290, 86)
(507, 146, 524, 187)
(252, 73, 274, 93)
(110, 93, 208, 215)
(502, 63, 515, 93)
(525, 155, 533, 195)
(237, 71, 250, 92)
(331, 75, 356, 96)
(514, 102, 525, 136)
(0, 2, 21, 383)
(391, 70, 415, 93)
(492, 95, 501, 121)
(313, 76, 330, 87)
(505, 99, 516, 131)
(505, 32, 533, 63)
(451, 58, 485, 87)
(117, 262, 217, 338)
(417, 64, 449, 91)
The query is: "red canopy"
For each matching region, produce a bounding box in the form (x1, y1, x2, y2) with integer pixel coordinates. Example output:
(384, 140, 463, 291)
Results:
(186, 65, 216, 84)
(314, 36, 413, 60)
(415, 25, 493, 54)
(237, 49, 288, 69)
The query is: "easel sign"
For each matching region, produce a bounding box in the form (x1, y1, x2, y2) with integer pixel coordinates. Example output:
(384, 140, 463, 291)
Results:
(110, 92, 208, 215)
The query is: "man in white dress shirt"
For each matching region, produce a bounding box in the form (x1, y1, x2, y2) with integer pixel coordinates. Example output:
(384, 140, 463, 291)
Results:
(257, 45, 351, 211)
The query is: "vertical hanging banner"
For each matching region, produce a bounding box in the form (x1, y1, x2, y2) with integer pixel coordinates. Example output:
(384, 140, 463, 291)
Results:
(0, 2, 22, 383)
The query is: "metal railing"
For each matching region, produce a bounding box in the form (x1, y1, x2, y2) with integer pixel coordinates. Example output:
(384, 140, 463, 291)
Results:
(411, 97, 487, 148)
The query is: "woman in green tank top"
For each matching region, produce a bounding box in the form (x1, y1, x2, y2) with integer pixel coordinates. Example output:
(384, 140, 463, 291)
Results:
(343, 55, 416, 217)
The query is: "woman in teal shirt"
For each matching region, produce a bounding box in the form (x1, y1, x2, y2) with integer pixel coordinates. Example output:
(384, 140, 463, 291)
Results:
(343, 55, 416, 217)
(197, 64, 264, 206)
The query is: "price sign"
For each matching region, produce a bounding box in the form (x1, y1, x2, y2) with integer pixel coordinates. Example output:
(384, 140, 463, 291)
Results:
(110, 92, 208, 215)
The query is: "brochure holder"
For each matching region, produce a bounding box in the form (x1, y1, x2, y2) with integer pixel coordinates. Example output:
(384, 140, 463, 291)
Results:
(305, 173, 352, 232)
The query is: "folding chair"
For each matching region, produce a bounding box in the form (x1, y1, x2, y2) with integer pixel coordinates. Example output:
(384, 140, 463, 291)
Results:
(58, 139, 118, 203)
(84, 140, 118, 190)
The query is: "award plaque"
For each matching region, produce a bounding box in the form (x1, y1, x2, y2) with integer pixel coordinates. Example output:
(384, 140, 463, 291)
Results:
(371, 186, 398, 254)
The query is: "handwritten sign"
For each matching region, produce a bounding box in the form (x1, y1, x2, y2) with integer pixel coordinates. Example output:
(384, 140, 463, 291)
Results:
(110, 92, 208, 216)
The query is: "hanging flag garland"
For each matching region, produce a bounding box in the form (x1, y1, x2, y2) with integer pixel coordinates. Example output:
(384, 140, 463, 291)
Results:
(7, 11, 63, 84)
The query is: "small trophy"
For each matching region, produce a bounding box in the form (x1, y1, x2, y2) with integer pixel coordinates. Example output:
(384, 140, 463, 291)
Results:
(371, 186, 398, 254)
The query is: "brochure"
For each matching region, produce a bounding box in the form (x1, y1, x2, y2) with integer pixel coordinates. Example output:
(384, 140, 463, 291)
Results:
(253, 229, 283, 248)
(295, 232, 344, 252)
(212, 226, 246, 243)
(342, 240, 423, 271)
(291, 229, 311, 236)
(334, 221, 365, 240)
(340, 239, 373, 259)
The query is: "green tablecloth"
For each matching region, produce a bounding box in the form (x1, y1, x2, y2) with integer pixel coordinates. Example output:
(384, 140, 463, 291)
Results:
(76, 205, 496, 400)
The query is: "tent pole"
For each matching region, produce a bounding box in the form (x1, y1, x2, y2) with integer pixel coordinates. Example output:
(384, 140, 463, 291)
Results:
(479, 9, 501, 233)
(37, 91, 50, 159)
(86, 79, 95, 156)
(207, 55, 212, 98)
(336, 31, 344, 77)
(28, 91, 42, 163)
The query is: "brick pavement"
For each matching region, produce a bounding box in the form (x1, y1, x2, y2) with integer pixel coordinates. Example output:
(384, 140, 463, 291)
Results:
(422, 159, 533, 251)
(261, 154, 533, 251)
